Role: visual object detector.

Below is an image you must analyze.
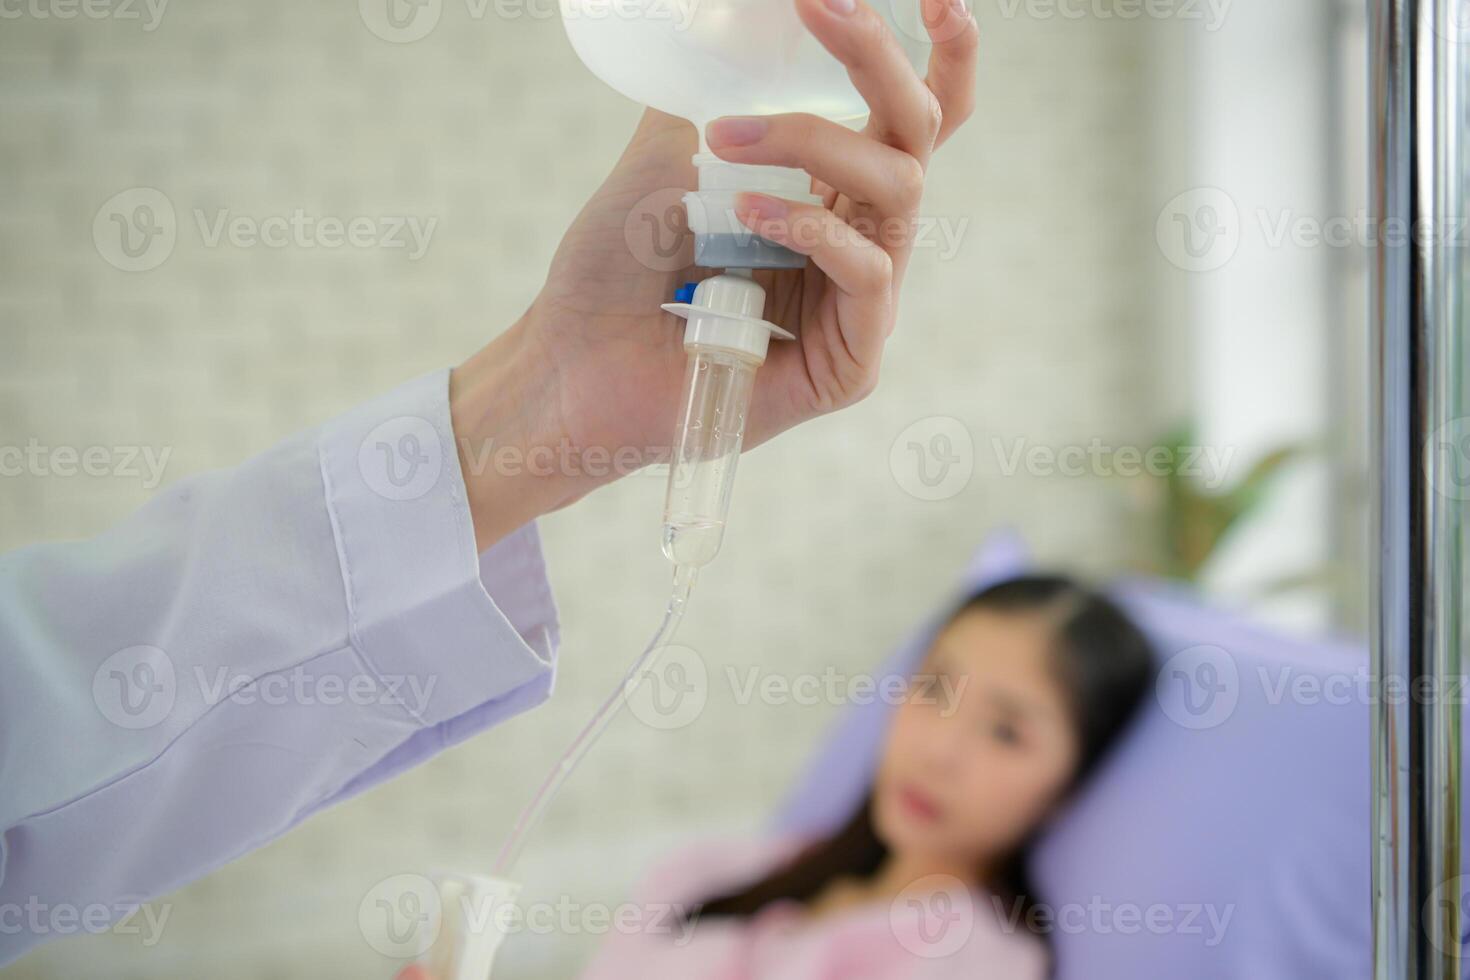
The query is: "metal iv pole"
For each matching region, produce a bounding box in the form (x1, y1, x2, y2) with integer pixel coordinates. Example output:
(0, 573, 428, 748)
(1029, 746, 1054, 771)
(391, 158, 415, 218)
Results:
(1370, 1, 1467, 978)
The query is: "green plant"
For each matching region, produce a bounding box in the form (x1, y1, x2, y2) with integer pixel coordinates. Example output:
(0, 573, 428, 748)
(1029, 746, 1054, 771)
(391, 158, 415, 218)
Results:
(1153, 426, 1306, 582)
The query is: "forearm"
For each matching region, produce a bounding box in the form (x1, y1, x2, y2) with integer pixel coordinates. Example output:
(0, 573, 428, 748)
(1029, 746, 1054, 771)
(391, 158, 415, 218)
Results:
(451, 316, 614, 552)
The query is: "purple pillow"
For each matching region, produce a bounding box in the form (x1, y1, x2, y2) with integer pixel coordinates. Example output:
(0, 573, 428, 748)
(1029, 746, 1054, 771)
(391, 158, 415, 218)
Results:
(774, 530, 1373, 978)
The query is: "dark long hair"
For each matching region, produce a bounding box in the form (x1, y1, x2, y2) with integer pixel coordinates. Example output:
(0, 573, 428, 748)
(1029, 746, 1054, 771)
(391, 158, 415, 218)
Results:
(688, 574, 1155, 941)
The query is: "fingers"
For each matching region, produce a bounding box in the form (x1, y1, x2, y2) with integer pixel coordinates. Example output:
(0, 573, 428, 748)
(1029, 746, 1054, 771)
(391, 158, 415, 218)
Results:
(794, 0, 942, 158)
(919, 0, 979, 148)
(707, 114, 924, 218)
(736, 192, 894, 366)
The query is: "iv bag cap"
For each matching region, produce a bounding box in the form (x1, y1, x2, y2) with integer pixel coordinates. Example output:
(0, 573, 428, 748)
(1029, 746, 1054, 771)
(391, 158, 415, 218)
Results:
(685, 154, 822, 270)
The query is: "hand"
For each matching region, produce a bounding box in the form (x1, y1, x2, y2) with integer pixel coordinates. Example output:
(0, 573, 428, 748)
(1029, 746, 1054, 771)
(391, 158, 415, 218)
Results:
(452, 0, 979, 549)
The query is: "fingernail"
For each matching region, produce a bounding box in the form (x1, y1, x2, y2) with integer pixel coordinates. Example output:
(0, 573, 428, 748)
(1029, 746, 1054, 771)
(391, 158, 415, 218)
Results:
(736, 192, 788, 223)
(824, 0, 856, 15)
(948, 0, 968, 17)
(707, 116, 769, 149)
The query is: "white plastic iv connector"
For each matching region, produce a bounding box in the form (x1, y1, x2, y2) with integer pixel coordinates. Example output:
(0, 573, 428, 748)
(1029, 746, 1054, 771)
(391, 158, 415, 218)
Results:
(662, 270, 794, 361)
(683, 154, 822, 270)
(416, 873, 520, 980)
(659, 273, 792, 567)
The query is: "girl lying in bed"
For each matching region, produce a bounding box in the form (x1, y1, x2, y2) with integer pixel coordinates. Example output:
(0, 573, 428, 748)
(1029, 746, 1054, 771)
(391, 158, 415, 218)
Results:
(578, 574, 1154, 979)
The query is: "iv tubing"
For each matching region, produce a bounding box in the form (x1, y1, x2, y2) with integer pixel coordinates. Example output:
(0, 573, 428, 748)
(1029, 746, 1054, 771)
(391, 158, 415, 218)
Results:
(492, 562, 699, 878)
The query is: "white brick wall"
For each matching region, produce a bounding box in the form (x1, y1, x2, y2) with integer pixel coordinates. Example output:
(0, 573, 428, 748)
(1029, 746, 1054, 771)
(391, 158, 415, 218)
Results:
(0, 2, 1158, 977)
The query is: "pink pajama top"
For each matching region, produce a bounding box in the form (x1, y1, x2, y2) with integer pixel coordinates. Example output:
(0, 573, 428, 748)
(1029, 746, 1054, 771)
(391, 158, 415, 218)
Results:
(579, 837, 1049, 980)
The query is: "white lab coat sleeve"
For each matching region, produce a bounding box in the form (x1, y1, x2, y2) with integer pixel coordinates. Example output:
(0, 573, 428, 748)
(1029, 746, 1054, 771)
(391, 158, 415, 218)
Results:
(0, 368, 559, 965)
